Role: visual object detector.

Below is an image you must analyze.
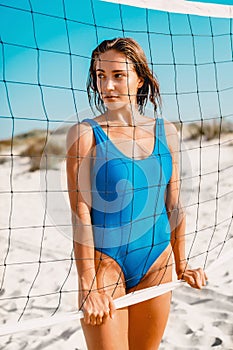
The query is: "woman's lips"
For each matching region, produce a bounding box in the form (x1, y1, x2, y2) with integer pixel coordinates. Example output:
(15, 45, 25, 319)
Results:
(103, 95, 119, 100)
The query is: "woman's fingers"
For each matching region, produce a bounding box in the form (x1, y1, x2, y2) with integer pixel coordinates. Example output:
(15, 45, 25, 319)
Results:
(82, 293, 115, 325)
(182, 268, 208, 289)
(90, 313, 97, 326)
(109, 298, 116, 319)
(84, 310, 92, 325)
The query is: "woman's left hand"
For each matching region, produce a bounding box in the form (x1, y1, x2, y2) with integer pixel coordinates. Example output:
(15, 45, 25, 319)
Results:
(177, 267, 208, 289)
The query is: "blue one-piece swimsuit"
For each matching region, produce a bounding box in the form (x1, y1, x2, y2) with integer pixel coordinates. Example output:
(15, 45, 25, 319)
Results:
(83, 118, 172, 289)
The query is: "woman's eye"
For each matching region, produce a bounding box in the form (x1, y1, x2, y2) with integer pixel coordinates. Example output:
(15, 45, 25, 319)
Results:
(97, 74, 105, 79)
(115, 73, 123, 78)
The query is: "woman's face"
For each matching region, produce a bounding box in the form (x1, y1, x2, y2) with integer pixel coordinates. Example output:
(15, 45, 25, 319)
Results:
(95, 49, 143, 111)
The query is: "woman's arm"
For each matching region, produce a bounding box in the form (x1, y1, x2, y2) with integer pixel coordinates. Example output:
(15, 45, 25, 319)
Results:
(67, 123, 96, 290)
(165, 121, 207, 289)
(66, 123, 115, 325)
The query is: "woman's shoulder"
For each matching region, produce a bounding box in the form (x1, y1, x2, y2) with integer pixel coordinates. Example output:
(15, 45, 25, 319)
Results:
(162, 118, 179, 152)
(163, 118, 178, 133)
(66, 120, 95, 156)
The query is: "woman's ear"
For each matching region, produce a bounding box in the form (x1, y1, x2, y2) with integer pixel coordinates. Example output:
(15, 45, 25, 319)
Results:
(137, 78, 144, 89)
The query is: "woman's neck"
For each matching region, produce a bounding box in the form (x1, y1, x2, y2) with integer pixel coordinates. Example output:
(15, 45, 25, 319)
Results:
(103, 105, 145, 126)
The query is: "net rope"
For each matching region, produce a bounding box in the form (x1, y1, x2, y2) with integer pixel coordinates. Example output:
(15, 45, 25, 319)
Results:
(0, 0, 233, 342)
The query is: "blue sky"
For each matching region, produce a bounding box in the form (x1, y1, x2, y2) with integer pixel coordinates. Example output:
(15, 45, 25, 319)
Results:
(0, 0, 233, 139)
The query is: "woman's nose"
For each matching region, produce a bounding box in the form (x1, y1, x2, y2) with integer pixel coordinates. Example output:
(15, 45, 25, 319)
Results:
(104, 78, 115, 91)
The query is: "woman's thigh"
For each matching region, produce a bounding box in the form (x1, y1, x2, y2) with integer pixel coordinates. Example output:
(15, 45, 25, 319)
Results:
(128, 292, 171, 350)
(81, 251, 129, 350)
(81, 307, 129, 350)
(128, 245, 173, 350)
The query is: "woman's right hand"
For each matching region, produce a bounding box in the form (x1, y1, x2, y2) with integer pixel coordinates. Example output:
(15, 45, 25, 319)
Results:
(81, 291, 116, 326)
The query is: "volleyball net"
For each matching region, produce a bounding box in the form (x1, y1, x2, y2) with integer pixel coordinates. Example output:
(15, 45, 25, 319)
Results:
(0, 0, 233, 342)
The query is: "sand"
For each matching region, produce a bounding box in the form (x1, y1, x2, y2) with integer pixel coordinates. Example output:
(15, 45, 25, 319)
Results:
(0, 133, 232, 349)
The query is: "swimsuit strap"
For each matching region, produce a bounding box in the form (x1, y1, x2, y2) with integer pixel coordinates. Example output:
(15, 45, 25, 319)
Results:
(82, 118, 108, 145)
(157, 118, 164, 139)
(156, 118, 169, 154)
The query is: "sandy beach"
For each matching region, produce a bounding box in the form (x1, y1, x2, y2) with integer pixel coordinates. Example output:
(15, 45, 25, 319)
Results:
(0, 128, 232, 349)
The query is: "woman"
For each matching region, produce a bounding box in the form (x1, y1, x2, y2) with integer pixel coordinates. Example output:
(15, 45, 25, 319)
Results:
(66, 37, 207, 350)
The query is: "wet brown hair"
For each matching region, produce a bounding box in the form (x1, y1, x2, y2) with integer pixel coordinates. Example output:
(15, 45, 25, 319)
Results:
(87, 37, 161, 114)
